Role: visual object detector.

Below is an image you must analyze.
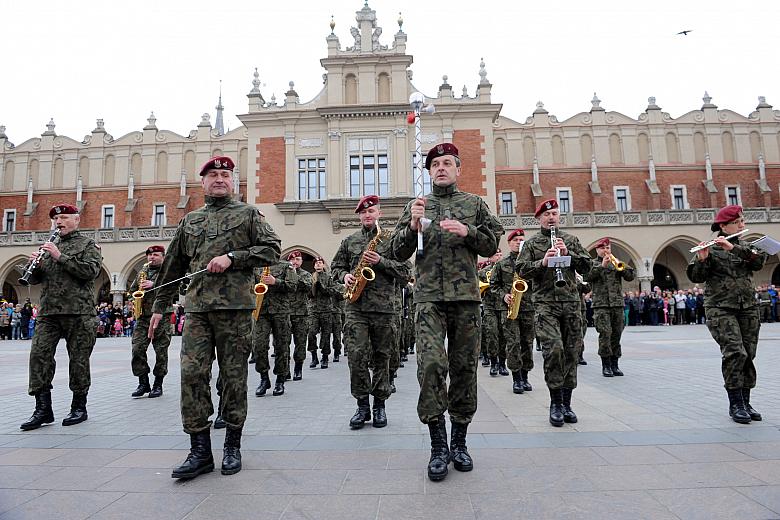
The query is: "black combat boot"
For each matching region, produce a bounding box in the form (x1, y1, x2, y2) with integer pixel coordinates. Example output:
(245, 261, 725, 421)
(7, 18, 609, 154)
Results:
(221, 427, 242, 475)
(401, 351, 408, 363)
(272, 376, 285, 396)
(549, 388, 564, 427)
(293, 362, 303, 381)
(390, 371, 397, 394)
(727, 388, 751, 424)
(743, 388, 762, 421)
(481, 353, 490, 367)
(309, 352, 319, 368)
(427, 415, 450, 481)
(578, 354, 588, 365)
(610, 357, 624, 376)
(333, 352, 340, 362)
(255, 371, 271, 396)
(349, 396, 371, 429)
(20, 391, 54, 431)
(561, 388, 578, 423)
(148, 376, 164, 398)
(450, 421, 473, 472)
(62, 393, 88, 426)
(498, 357, 510, 376)
(489, 357, 499, 376)
(172, 431, 214, 479)
(520, 369, 533, 392)
(131, 374, 151, 397)
(372, 398, 387, 428)
(601, 357, 614, 377)
(213, 395, 226, 428)
(512, 371, 525, 394)
(321, 356, 329, 369)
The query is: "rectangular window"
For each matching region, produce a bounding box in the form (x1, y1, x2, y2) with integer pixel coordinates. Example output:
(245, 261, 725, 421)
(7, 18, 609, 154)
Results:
(348, 137, 390, 198)
(297, 157, 327, 201)
(410, 152, 431, 196)
(3, 209, 16, 232)
(557, 188, 572, 214)
(101, 205, 114, 228)
(500, 192, 514, 215)
(726, 185, 740, 206)
(614, 186, 630, 212)
(152, 204, 166, 226)
(671, 186, 687, 210)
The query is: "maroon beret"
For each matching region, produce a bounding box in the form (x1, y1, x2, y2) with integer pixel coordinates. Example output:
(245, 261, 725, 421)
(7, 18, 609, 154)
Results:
(314, 256, 325, 263)
(534, 198, 558, 218)
(49, 204, 79, 219)
(199, 155, 235, 176)
(507, 229, 525, 241)
(425, 142, 459, 171)
(595, 237, 611, 249)
(287, 250, 302, 260)
(711, 205, 743, 231)
(145, 245, 165, 255)
(355, 194, 379, 213)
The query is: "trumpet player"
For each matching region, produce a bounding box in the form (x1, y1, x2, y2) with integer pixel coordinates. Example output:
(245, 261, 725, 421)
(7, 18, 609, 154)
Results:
(585, 238, 635, 377)
(129, 245, 170, 398)
(687, 205, 767, 424)
(307, 256, 333, 369)
(287, 251, 313, 373)
(516, 199, 592, 427)
(21, 204, 102, 431)
(481, 250, 508, 376)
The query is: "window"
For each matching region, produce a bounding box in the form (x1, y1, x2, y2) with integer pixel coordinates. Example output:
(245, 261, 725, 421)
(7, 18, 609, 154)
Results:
(348, 137, 389, 197)
(614, 186, 630, 212)
(670, 185, 688, 210)
(410, 152, 431, 196)
(725, 185, 740, 206)
(557, 188, 572, 214)
(500, 192, 515, 215)
(297, 158, 326, 200)
(152, 204, 166, 226)
(3, 209, 16, 232)
(101, 205, 115, 228)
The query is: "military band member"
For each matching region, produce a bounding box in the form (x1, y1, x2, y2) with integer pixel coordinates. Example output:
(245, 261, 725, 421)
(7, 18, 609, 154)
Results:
(482, 249, 510, 377)
(585, 238, 635, 377)
(287, 250, 313, 373)
(477, 261, 491, 367)
(516, 199, 592, 427)
(576, 275, 590, 365)
(149, 156, 281, 479)
(687, 205, 767, 424)
(21, 204, 102, 431)
(129, 245, 172, 398)
(332, 195, 410, 430)
(400, 277, 416, 357)
(391, 143, 503, 481)
(307, 256, 333, 368)
(329, 280, 346, 361)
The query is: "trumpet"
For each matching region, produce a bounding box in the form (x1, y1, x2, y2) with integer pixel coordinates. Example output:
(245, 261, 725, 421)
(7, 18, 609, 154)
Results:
(18, 228, 61, 286)
(479, 268, 492, 297)
(507, 275, 529, 320)
(252, 266, 271, 320)
(608, 254, 626, 271)
(689, 229, 749, 253)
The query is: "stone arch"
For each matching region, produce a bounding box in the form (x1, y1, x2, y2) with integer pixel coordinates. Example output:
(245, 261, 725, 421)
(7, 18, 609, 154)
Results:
(637, 133, 649, 164)
(103, 154, 116, 185)
(749, 131, 762, 160)
(53, 157, 65, 188)
(580, 134, 593, 165)
(722, 131, 735, 162)
(377, 72, 390, 103)
(184, 149, 197, 181)
(79, 156, 90, 186)
(119, 252, 152, 294)
(239, 147, 248, 181)
(495, 138, 507, 167)
(130, 153, 142, 179)
(665, 132, 680, 163)
(608, 133, 623, 164)
(522, 136, 535, 167)
(693, 132, 706, 162)
(551, 135, 564, 165)
(651, 236, 700, 291)
(2, 160, 13, 191)
(345, 74, 358, 105)
(584, 237, 641, 271)
(156, 151, 168, 183)
(772, 264, 780, 286)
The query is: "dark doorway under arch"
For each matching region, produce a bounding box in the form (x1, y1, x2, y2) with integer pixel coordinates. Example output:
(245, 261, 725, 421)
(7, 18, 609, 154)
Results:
(2, 281, 18, 304)
(652, 264, 677, 292)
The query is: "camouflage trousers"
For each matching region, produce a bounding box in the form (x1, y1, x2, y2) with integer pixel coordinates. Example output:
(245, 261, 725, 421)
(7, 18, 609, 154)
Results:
(131, 316, 172, 377)
(416, 301, 481, 425)
(28, 315, 96, 395)
(389, 316, 402, 374)
(594, 307, 625, 358)
(506, 311, 535, 373)
(180, 311, 252, 433)
(706, 307, 760, 389)
(534, 302, 582, 390)
(253, 313, 291, 377)
(344, 310, 393, 401)
(290, 314, 309, 364)
(307, 312, 332, 357)
(482, 308, 507, 359)
(401, 317, 415, 353)
(331, 312, 343, 356)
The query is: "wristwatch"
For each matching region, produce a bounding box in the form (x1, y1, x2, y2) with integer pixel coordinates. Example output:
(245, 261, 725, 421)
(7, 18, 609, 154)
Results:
(227, 252, 235, 263)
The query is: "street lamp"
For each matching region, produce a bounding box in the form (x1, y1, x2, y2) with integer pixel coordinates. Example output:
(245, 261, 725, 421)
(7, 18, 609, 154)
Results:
(409, 92, 434, 255)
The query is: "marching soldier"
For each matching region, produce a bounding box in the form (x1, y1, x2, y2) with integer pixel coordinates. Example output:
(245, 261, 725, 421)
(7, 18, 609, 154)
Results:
(21, 204, 102, 431)
(287, 251, 313, 372)
(400, 277, 416, 357)
(331, 195, 410, 430)
(390, 143, 503, 481)
(307, 256, 333, 368)
(477, 261, 491, 367)
(482, 250, 509, 377)
(687, 205, 767, 424)
(585, 238, 635, 377)
(576, 275, 590, 365)
(330, 279, 346, 361)
(129, 245, 172, 398)
(516, 199, 592, 427)
(149, 156, 281, 479)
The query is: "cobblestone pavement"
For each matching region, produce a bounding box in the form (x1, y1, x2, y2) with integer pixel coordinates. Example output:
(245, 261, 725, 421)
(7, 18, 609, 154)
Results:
(0, 323, 779, 519)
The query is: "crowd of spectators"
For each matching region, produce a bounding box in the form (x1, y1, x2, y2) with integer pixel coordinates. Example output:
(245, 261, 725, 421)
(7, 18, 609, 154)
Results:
(0, 299, 37, 339)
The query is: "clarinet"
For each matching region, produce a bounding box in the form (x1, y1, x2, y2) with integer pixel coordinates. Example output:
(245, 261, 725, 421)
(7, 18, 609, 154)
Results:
(18, 228, 61, 286)
(549, 226, 567, 288)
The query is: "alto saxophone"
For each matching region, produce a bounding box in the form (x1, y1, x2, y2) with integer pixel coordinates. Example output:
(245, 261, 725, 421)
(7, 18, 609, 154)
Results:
(252, 266, 271, 320)
(132, 262, 150, 319)
(507, 274, 529, 320)
(343, 222, 391, 303)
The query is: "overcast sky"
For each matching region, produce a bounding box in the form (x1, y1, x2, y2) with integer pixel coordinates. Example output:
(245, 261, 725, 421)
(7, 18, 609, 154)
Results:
(3, 0, 778, 143)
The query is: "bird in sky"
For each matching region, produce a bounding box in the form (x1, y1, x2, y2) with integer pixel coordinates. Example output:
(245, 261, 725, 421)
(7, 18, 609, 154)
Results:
(677, 30, 693, 36)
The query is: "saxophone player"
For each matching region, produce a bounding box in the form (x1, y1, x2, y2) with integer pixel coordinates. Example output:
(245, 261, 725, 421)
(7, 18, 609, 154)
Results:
(128, 245, 171, 398)
(331, 195, 411, 430)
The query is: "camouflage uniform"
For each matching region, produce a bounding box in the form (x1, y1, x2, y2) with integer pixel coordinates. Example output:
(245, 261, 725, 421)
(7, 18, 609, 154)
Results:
(391, 184, 503, 424)
(585, 259, 635, 359)
(491, 251, 535, 374)
(27, 231, 102, 395)
(400, 283, 416, 355)
(329, 282, 346, 358)
(288, 267, 313, 365)
(307, 270, 334, 358)
(477, 265, 491, 363)
(516, 228, 592, 391)
(332, 225, 411, 402)
(758, 288, 771, 322)
(151, 195, 281, 433)
(481, 263, 508, 367)
(687, 237, 767, 390)
(389, 283, 403, 376)
(253, 262, 295, 378)
(129, 263, 172, 378)
(577, 279, 589, 359)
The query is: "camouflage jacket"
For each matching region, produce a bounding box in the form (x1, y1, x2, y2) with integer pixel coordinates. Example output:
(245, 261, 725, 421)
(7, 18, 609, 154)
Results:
(686, 237, 767, 311)
(480, 263, 502, 311)
(332, 224, 411, 314)
(152, 195, 281, 313)
(757, 290, 771, 305)
(491, 251, 534, 313)
(288, 268, 313, 316)
(256, 261, 297, 315)
(585, 258, 636, 308)
(390, 184, 504, 303)
(308, 270, 333, 315)
(129, 263, 172, 317)
(30, 230, 102, 316)
(515, 227, 592, 304)
(329, 281, 346, 315)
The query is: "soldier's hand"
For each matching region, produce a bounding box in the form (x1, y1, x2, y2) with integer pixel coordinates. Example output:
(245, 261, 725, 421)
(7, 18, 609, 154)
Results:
(714, 236, 734, 251)
(363, 250, 380, 265)
(28, 251, 40, 263)
(262, 274, 276, 285)
(41, 242, 61, 261)
(542, 248, 558, 267)
(696, 242, 710, 261)
(504, 293, 513, 305)
(601, 255, 611, 268)
(344, 273, 356, 286)
(148, 313, 162, 339)
(409, 197, 427, 231)
(141, 280, 154, 290)
(207, 254, 232, 273)
(440, 219, 468, 237)
(555, 238, 568, 255)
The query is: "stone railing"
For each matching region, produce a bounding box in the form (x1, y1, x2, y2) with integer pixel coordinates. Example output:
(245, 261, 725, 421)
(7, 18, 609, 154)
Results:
(0, 226, 179, 246)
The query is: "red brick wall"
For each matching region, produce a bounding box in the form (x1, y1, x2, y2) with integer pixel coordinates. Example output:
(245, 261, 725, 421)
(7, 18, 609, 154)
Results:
(453, 130, 486, 196)
(257, 138, 285, 203)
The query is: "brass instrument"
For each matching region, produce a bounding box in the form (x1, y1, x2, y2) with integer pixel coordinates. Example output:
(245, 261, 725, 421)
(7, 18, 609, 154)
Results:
(549, 226, 567, 288)
(479, 268, 492, 297)
(18, 228, 61, 286)
(344, 221, 391, 303)
(608, 254, 626, 271)
(507, 274, 529, 320)
(689, 229, 750, 252)
(252, 266, 271, 320)
(132, 262, 150, 319)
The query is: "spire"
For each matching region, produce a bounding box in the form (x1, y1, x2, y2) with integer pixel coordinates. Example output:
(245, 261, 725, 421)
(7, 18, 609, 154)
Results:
(215, 80, 225, 136)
